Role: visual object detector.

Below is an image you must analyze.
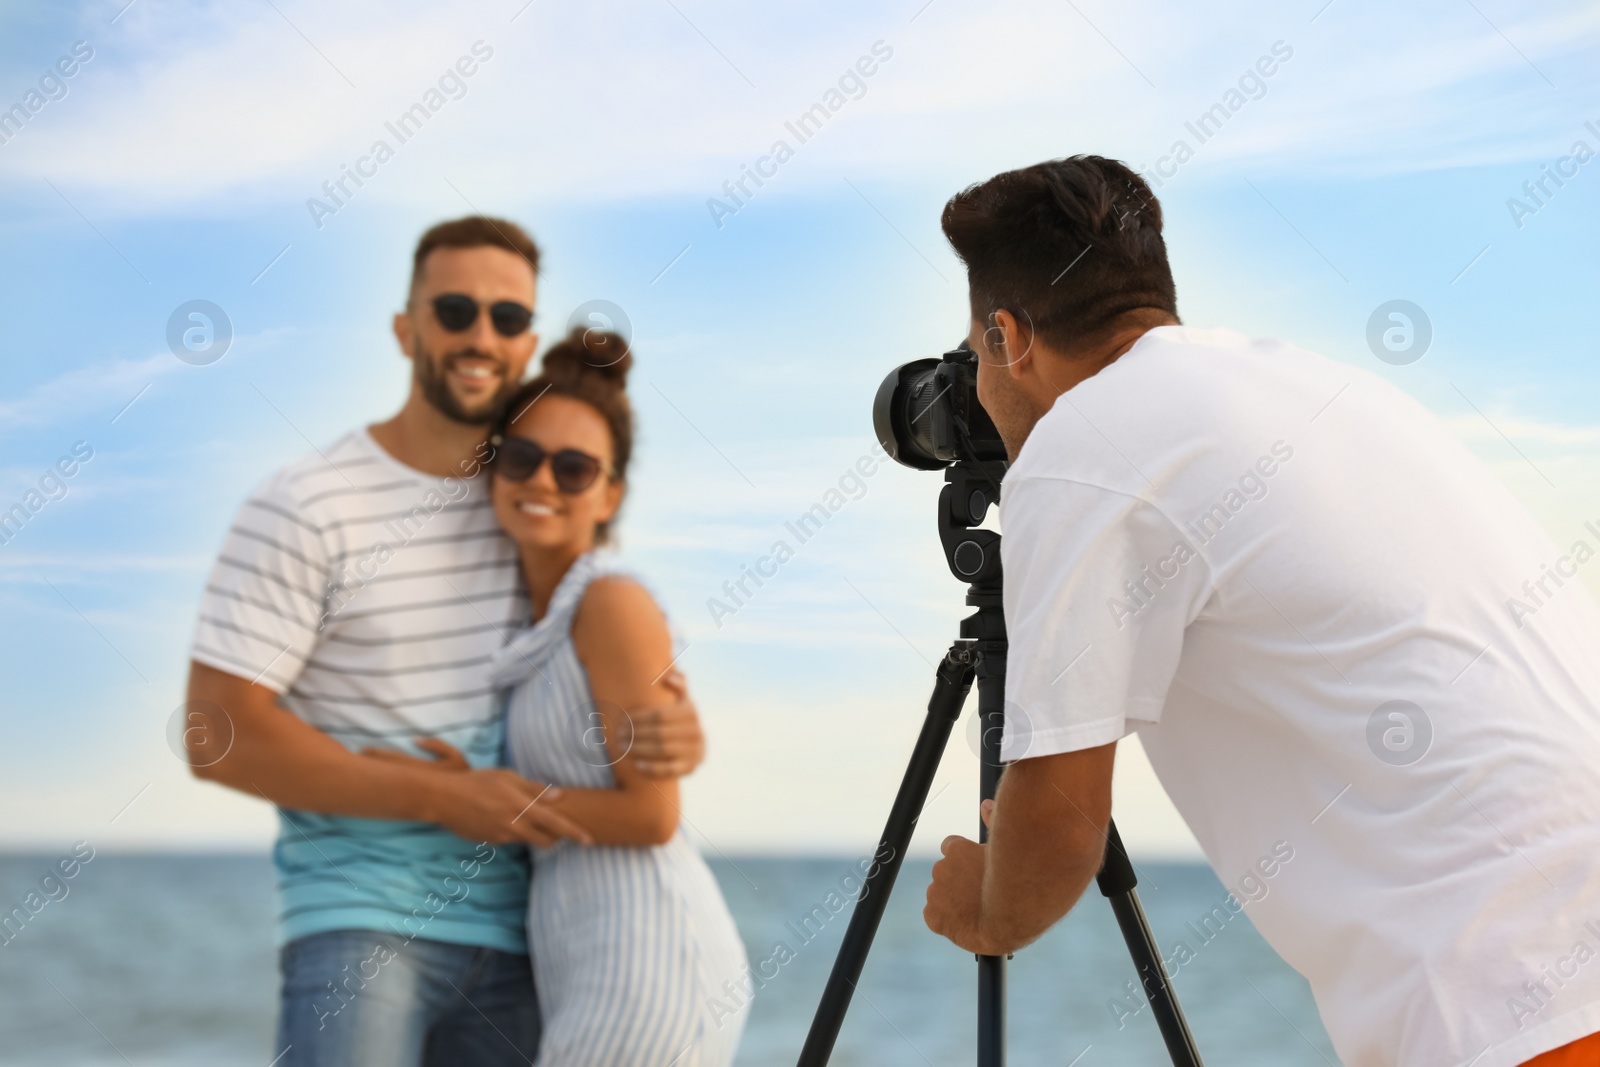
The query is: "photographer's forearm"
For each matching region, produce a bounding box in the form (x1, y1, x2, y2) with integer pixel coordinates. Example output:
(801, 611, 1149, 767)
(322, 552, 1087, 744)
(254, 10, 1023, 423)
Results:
(978, 744, 1116, 953)
(185, 661, 449, 822)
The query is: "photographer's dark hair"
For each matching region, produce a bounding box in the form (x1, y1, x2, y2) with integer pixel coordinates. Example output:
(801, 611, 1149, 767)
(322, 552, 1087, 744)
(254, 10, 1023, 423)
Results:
(940, 155, 1177, 349)
(492, 327, 634, 542)
(411, 215, 541, 293)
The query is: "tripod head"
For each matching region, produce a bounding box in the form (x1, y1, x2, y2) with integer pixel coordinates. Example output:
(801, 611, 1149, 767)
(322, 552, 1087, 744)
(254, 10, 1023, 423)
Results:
(938, 460, 1007, 597)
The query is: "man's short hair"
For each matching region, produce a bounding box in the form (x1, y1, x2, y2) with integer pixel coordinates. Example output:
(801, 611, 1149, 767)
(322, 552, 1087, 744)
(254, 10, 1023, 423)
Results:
(940, 155, 1177, 348)
(409, 216, 541, 295)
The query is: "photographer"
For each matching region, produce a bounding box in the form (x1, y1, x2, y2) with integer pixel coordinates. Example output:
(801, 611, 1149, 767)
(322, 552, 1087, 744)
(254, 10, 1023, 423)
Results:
(920, 156, 1600, 1067)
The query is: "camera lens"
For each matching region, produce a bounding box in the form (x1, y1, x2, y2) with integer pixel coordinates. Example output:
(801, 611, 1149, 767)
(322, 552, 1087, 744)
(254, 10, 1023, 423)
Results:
(872, 358, 947, 470)
(874, 343, 1009, 471)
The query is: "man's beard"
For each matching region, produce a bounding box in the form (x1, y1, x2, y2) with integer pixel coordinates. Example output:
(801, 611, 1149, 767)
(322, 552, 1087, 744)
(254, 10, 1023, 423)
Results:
(986, 383, 1053, 463)
(413, 339, 517, 426)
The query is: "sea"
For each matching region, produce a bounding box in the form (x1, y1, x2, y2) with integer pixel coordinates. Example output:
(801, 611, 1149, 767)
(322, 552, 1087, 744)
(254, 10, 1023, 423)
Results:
(0, 853, 1339, 1065)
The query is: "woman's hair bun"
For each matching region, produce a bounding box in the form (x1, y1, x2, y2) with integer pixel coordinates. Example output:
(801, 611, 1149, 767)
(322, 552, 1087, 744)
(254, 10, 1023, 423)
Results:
(541, 325, 632, 387)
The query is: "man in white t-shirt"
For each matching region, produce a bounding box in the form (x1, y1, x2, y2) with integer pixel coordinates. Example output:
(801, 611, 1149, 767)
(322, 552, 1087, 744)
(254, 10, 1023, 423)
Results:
(920, 156, 1600, 1067)
(183, 217, 707, 1066)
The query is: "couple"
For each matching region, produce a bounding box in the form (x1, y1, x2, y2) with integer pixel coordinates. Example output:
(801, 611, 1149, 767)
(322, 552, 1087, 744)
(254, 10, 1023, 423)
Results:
(184, 217, 747, 1066)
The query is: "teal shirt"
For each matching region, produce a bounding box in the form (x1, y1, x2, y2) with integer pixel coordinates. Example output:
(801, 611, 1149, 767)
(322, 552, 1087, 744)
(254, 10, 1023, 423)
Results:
(274, 811, 530, 953)
(273, 711, 531, 952)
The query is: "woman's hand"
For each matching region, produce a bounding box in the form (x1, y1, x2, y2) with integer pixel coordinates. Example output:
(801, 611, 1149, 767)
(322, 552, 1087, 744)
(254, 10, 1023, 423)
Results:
(360, 737, 472, 772)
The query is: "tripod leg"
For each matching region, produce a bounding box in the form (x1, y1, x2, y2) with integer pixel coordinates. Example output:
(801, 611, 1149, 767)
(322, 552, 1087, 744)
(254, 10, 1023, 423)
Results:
(796, 645, 976, 1067)
(1097, 822, 1205, 1066)
(975, 647, 1006, 1067)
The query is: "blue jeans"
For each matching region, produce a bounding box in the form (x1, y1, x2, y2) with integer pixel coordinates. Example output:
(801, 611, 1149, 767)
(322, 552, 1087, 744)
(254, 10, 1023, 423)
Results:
(275, 929, 539, 1067)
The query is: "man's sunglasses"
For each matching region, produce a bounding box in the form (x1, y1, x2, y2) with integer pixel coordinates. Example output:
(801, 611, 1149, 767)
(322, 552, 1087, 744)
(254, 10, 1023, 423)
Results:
(431, 294, 535, 337)
(489, 435, 610, 494)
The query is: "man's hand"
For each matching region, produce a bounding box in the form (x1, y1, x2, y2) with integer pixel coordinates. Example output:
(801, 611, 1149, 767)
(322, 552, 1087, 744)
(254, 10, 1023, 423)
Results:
(361, 738, 590, 847)
(428, 767, 593, 848)
(926, 745, 1116, 957)
(630, 669, 705, 778)
(925, 800, 1012, 956)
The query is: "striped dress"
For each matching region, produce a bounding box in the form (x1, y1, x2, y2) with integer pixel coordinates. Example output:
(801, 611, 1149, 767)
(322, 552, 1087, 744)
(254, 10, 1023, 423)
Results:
(493, 550, 749, 1067)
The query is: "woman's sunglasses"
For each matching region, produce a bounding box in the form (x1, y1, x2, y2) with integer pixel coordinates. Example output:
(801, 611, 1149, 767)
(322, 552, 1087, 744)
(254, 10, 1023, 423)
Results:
(489, 435, 610, 494)
(431, 294, 535, 338)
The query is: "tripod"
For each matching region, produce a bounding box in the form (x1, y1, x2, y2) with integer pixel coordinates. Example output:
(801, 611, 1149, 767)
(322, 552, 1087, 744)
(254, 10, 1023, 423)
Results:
(797, 460, 1204, 1066)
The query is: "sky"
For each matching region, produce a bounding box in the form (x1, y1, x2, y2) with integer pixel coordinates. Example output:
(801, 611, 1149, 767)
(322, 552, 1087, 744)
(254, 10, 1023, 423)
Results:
(1, 0, 1598, 859)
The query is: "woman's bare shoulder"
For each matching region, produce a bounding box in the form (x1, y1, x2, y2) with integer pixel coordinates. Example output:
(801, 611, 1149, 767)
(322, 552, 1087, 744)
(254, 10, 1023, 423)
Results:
(572, 575, 670, 668)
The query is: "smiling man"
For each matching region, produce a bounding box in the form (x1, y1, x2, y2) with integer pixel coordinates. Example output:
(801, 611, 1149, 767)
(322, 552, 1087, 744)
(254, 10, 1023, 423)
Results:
(184, 217, 707, 1066)
(920, 157, 1600, 1067)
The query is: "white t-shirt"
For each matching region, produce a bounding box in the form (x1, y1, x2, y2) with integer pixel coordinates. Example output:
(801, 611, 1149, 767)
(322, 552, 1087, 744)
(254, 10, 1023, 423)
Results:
(1000, 325, 1600, 1067)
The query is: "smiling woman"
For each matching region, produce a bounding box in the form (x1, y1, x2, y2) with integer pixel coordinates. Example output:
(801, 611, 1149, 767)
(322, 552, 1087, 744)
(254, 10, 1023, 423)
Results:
(490, 327, 635, 561)
(474, 327, 750, 1065)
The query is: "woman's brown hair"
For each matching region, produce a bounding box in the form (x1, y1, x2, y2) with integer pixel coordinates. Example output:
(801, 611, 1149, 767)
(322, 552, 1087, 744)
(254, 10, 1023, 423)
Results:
(490, 327, 634, 542)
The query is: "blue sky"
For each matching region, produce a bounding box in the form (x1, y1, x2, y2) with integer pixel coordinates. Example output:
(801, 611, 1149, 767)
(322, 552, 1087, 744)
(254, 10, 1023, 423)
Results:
(1, 0, 1597, 857)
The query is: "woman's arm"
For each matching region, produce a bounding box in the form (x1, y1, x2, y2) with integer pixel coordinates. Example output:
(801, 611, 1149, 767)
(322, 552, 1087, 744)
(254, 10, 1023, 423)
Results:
(544, 576, 684, 846)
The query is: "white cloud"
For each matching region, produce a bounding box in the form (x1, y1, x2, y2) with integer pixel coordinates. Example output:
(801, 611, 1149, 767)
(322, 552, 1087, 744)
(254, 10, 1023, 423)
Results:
(9, 0, 1599, 215)
(0, 552, 209, 576)
(0, 352, 177, 427)
(1444, 413, 1600, 448)
(0, 321, 301, 437)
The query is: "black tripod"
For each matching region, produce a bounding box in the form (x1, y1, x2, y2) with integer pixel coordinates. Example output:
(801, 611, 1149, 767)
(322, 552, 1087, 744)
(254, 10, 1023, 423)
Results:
(797, 460, 1205, 1066)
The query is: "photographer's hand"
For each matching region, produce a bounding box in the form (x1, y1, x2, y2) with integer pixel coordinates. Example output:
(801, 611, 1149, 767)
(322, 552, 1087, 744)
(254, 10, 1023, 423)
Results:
(924, 801, 1008, 956)
(924, 742, 1116, 956)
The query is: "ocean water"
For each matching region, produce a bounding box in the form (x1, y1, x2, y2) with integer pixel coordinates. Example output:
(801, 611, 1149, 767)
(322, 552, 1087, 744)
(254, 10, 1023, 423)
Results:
(0, 853, 1338, 1065)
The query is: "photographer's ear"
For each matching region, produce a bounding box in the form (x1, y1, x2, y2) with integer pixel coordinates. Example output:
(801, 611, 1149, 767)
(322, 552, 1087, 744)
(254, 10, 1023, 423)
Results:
(984, 308, 1034, 377)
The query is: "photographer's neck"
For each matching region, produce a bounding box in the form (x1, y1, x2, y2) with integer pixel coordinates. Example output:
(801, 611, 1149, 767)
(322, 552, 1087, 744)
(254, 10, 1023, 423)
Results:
(1043, 308, 1180, 395)
(989, 307, 1180, 462)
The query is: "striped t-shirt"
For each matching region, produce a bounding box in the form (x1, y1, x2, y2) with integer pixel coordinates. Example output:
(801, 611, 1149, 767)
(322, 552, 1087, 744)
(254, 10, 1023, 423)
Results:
(190, 428, 531, 953)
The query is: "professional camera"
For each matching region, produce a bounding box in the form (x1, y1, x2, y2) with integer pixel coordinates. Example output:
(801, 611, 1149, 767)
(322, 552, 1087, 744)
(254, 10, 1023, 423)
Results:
(871, 341, 1008, 585)
(872, 341, 1007, 470)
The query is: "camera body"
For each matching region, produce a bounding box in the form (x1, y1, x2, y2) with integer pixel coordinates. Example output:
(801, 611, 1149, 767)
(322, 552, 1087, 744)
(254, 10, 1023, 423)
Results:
(872, 341, 1007, 470)
(874, 342, 1009, 588)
